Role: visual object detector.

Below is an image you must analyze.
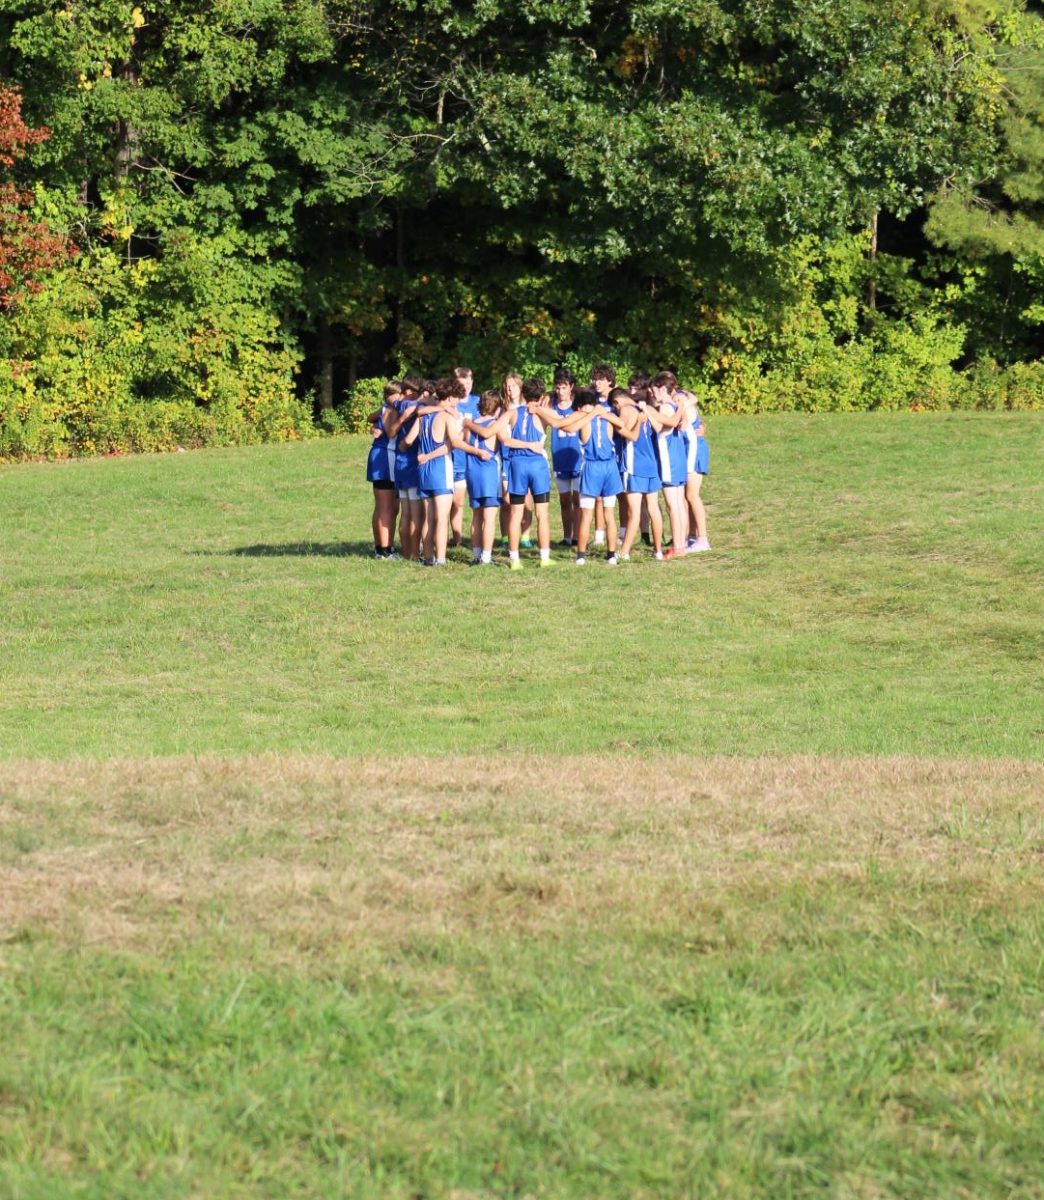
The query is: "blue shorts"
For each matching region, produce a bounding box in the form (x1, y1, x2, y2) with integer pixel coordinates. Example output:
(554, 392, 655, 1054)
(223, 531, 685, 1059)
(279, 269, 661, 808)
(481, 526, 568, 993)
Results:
(506, 455, 551, 499)
(394, 454, 419, 492)
(580, 459, 623, 499)
(470, 495, 500, 509)
(693, 436, 709, 475)
(656, 436, 687, 488)
(623, 473, 660, 495)
(452, 447, 467, 483)
(552, 449, 582, 478)
(419, 455, 455, 499)
(366, 443, 395, 484)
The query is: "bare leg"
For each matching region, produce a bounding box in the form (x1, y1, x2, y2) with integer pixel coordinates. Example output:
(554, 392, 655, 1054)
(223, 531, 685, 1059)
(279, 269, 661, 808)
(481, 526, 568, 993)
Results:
(557, 489, 573, 541)
(535, 501, 551, 551)
(450, 482, 466, 545)
(508, 502, 525, 553)
(432, 493, 453, 561)
(663, 485, 687, 553)
(374, 489, 397, 550)
(603, 502, 618, 553)
(645, 492, 664, 551)
(576, 507, 594, 556)
(620, 493, 641, 557)
(686, 473, 707, 542)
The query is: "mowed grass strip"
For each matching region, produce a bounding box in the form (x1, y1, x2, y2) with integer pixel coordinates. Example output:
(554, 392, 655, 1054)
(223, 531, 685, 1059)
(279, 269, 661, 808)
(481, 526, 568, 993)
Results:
(2, 755, 1042, 1198)
(1, 413, 1042, 758)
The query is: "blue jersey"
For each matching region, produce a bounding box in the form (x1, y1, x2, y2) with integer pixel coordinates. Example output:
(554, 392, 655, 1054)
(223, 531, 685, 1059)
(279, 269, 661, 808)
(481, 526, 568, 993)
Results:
(655, 401, 688, 486)
(452, 393, 481, 479)
(393, 399, 421, 486)
(550, 403, 581, 478)
(620, 413, 660, 478)
(465, 415, 501, 501)
(504, 407, 545, 460)
(418, 410, 454, 496)
(583, 412, 616, 463)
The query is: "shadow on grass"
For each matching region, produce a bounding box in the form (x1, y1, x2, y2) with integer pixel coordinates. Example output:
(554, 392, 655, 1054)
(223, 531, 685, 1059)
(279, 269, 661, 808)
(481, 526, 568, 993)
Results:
(200, 542, 377, 559)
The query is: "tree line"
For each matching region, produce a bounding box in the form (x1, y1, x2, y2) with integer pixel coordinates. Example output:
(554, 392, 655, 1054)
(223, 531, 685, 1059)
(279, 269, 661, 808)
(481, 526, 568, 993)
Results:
(1, 0, 1042, 457)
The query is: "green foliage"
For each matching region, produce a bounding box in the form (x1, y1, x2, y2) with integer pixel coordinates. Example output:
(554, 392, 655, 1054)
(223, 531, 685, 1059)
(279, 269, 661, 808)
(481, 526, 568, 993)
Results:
(340, 375, 385, 435)
(0, 0, 1040, 448)
(0, 241, 314, 458)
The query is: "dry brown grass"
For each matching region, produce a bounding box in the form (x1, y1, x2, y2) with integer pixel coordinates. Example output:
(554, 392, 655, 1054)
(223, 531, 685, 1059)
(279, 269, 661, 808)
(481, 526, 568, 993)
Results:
(2, 754, 1041, 955)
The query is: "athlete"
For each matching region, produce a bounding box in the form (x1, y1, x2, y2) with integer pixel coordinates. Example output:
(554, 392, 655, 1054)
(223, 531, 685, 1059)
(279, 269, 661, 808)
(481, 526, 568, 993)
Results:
(609, 386, 664, 561)
(461, 390, 511, 563)
(564, 388, 623, 566)
(677, 382, 711, 552)
(449, 366, 481, 548)
(548, 368, 581, 545)
(588, 365, 617, 549)
(499, 376, 555, 569)
(364, 380, 402, 558)
(408, 377, 492, 566)
(647, 371, 690, 557)
(385, 375, 429, 560)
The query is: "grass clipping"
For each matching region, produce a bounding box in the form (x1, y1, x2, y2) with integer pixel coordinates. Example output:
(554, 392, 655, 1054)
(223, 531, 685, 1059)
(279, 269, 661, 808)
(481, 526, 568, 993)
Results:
(2, 755, 1041, 955)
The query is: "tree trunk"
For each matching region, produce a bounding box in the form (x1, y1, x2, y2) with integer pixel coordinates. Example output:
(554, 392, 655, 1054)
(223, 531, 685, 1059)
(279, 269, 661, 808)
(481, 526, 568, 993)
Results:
(318, 315, 334, 413)
(867, 210, 879, 315)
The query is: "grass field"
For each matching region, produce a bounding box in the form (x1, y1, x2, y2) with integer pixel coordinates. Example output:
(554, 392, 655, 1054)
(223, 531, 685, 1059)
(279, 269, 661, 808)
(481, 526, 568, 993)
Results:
(1, 414, 1042, 1198)
(0, 413, 1041, 758)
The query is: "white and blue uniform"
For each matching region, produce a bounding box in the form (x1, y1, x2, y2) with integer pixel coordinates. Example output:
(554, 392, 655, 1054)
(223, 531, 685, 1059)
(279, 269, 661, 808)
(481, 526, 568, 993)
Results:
(418, 411, 455, 499)
(504, 408, 551, 498)
(366, 405, 396, 484)
(393, 400, 421, 496)
(550, 402, 581, 481)
(619, 413, 661, 494)
(655, 400, 688, 487)
(465, 417, 501, 508)
(452, 392, 480, 483)
(580, 412, 623, 499)
(681, 399, 710, 476)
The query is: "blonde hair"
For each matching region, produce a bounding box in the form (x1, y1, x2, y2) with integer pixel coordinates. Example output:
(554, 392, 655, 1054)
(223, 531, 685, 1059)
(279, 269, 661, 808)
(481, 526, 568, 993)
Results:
(501, 372, 523, 405)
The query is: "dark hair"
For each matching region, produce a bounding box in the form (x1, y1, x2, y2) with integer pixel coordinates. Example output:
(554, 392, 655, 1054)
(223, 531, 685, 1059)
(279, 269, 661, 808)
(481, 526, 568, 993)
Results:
(479, 389, 502, 417)
(574, 388, 598, 409)
(590, 363, 616, 386)
(631, 386, 652, 408)
(628, 370, 651, 390)
(608, 386, 631, 407)
(453, 365, 473, 381)
(420, 378, 438, 396)
(383, 381, 402, 401)
(521, 376, 546, 402)
(552, 368, 575, 386)
(434, 375, 466, 402)
(652, 370, 677, 392)
(401, 373, 424, 394)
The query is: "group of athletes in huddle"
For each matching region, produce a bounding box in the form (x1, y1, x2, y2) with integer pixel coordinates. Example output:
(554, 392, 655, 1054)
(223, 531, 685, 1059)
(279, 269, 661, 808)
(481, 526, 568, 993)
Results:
(365, 364, 711, 568)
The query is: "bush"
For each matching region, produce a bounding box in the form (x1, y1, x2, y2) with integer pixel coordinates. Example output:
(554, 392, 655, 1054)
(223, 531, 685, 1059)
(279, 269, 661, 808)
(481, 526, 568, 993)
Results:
(0, 244, 316, 459)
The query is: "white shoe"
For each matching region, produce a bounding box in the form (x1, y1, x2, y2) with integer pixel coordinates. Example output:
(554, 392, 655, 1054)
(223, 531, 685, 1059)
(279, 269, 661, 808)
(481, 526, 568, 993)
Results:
(606, 554, 618, 566)
(691, 538, 711, 552)
(574, 555, 586, 566)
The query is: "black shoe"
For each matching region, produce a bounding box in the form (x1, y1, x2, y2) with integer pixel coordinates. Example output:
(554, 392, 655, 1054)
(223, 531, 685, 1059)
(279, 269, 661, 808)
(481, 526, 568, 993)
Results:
(641, 532, 652, 546)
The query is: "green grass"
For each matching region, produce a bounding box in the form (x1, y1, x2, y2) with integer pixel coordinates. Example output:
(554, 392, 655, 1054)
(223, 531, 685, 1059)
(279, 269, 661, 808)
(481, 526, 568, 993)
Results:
(1, 756, 1042, 1198)
(1, 415, 1042, 1198)
(0, 413, 1041, 758)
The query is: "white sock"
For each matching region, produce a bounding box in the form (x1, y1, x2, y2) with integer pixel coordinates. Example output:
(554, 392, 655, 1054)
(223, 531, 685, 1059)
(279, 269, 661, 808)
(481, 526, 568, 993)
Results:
(481, 550, 492, 563)
(509, 550, 520, 562)
(540, 547, 550, 561)
(594, 529, 605, 545)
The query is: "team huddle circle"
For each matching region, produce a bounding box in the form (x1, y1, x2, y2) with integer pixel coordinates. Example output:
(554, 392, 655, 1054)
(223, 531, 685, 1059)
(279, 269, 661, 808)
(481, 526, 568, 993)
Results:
(367, 365, 712, 568)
